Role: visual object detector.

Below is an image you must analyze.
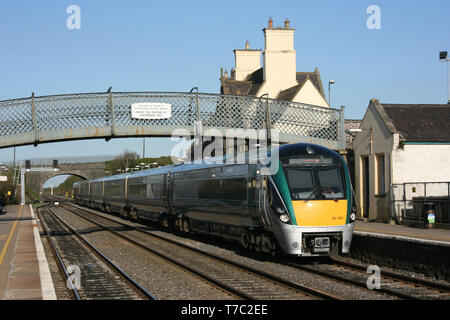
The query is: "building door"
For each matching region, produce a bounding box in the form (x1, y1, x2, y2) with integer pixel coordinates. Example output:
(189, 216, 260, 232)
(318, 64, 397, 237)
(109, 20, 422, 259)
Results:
(362, 156, 370, 218)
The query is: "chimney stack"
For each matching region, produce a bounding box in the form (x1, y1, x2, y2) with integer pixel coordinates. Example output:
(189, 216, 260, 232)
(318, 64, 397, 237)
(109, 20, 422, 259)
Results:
(284, 18, 290, 29)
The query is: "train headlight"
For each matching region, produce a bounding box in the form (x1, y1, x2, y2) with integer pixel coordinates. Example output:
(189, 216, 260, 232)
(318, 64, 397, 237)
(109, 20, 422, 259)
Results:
(279, 214, 290, 223)
(350, 213, 356, 222)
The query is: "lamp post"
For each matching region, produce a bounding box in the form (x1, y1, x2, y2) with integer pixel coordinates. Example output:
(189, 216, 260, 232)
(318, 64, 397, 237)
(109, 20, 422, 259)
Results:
(439, 51, 450, 104)
(328, 80, 335, 106)
(142, 137, 146, 159)
(260, 93, 271, 146)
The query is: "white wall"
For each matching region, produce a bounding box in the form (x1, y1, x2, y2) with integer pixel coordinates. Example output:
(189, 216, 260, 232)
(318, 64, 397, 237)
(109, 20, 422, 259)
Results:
(292, 79, 329, 107)
(260, 28, 297, 98)
(234, 49, 261, 81)
(392, 144, 450, 183)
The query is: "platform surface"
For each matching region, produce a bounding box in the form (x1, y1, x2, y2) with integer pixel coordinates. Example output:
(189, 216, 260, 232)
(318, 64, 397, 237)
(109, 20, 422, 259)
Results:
(354, 220, 450, 245)
(0, 205, 55, 300)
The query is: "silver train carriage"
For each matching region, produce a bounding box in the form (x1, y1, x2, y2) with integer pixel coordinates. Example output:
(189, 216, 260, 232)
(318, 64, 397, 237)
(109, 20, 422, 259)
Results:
(73, 143, 356, 256)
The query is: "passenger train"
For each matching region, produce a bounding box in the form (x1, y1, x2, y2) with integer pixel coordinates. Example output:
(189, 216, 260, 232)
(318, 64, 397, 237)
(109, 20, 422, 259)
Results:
(73, 143, 356, 256)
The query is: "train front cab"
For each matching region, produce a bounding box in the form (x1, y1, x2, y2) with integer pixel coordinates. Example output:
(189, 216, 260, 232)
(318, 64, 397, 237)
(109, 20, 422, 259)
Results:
(268, 144, 355, 256)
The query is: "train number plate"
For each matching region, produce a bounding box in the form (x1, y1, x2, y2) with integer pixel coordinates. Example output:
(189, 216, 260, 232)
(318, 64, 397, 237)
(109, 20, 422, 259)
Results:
(313, 237, 330, 253)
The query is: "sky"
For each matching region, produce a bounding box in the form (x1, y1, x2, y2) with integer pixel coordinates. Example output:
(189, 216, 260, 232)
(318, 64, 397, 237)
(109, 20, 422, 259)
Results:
(0, 0, 449, 173)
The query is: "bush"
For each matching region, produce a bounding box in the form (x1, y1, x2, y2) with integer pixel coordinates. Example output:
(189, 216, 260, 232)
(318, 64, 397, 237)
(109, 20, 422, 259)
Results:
(0, 182, 17, 206)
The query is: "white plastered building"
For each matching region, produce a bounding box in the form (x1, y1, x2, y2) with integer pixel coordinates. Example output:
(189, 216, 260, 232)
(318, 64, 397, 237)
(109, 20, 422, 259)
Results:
(353, 99, 450, 224)
(220, 18, 329, 108)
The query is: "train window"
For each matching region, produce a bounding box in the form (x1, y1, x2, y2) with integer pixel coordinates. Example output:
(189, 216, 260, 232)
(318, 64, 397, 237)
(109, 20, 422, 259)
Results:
(91, 182, 103, 196)
(147, 183, 163, 199)
(128, 184, 147, 199)
(220, 165, 247, 177)
(104, 181, 124, 197)
(222, 167, 234, 176)
(173, 180, 199, 199)
(234, 165, 248, 176)
(317, 167, 344, 198)
(284, 168, 317, 200)
(148, 184, 158, 199)
(198, 180, 220, 199)
(184, 170, 209, 180)
(174, 172, 185, 180)
(218, 178, 247, 200)
(145, 175, 160, 184)
(80, 183, 89, 195)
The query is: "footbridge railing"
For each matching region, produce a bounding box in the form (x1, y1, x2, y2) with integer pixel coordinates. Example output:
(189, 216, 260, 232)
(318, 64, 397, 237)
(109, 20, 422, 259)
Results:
(0, 91, 346, 150)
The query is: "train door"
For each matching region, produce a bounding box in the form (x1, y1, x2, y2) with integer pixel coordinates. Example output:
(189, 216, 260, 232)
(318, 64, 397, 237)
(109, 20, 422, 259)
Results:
(256, 165, 272, 227)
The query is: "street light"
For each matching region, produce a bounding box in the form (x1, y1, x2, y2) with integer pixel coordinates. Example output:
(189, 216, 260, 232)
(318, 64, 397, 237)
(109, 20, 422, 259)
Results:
(439, 51, 449, 104)
(328, 80, 335, 106)
(142, 137, 146, 159)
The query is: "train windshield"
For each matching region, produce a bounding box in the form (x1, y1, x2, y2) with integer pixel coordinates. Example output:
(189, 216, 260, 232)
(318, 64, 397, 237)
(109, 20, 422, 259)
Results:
(283, 166, 345, 200)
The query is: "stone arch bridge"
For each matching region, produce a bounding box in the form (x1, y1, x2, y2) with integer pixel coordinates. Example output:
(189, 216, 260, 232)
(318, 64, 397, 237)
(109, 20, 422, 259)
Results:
(12, 156, 113, 201)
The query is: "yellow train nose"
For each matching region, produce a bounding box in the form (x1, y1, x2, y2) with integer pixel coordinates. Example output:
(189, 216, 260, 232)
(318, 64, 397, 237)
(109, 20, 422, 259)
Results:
(292, 200, 347, 227)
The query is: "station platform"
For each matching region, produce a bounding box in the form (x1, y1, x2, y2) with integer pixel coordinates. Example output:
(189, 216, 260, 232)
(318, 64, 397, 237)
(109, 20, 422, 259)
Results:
(0, 204, 56, 300)
(354, 220, 450, 246)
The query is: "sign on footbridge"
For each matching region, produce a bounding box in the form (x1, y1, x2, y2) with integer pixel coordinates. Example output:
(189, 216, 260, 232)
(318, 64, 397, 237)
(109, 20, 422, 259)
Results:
(0, 91, 346, 150)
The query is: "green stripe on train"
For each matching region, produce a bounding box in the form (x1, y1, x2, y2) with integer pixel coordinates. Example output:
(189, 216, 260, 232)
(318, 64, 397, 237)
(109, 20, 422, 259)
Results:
(272, 161, 297, 225)
(342, 159, 352, 224)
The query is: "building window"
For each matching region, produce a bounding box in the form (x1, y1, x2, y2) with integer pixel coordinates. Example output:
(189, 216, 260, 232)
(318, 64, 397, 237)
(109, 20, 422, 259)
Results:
(376, 154, 385, 194)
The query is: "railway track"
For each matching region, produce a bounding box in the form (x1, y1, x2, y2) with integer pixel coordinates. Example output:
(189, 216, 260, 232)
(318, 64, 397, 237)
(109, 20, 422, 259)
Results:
(37, 206, 156, 300)
(56, 202, 341, 300)
(283, 257, 450, 300)
(46, 198, 450, 300)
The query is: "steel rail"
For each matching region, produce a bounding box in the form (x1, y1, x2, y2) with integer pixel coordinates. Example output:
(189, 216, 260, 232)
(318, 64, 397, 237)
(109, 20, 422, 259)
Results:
(40, 205, 157, 300)
(58, 204, 255, 300)
(62, 202, 340, 300)
(283, 258, 450, 300)
(330, 257, 450, 295)
(59, 200, 449, 300)
(37, 207, 81, 300)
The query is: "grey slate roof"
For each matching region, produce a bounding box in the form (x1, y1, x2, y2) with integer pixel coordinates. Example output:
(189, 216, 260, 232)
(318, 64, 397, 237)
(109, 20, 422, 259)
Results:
(277, 84, 302, 102)
(220, 80, 252, 96)
(296, 68, 326, 99)
(220, 67, 326, 101)
(379, 103, 450, 142)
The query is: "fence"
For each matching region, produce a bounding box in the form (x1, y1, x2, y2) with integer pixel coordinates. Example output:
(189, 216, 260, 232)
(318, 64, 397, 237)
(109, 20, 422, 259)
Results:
(392, 182, 450, 225)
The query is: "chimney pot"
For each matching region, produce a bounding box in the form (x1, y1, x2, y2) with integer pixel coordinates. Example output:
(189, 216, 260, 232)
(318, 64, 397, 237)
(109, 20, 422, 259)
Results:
(268, 17, 273, 28)
(284, 18, 290, 29)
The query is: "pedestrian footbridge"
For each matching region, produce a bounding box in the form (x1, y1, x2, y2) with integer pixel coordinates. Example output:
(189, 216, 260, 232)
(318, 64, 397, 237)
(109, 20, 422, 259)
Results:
(0, 91, 346, 150)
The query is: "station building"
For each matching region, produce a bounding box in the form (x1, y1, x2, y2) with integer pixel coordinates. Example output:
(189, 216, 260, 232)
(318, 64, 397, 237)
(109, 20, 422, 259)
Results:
(353, 99, 450, 225)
